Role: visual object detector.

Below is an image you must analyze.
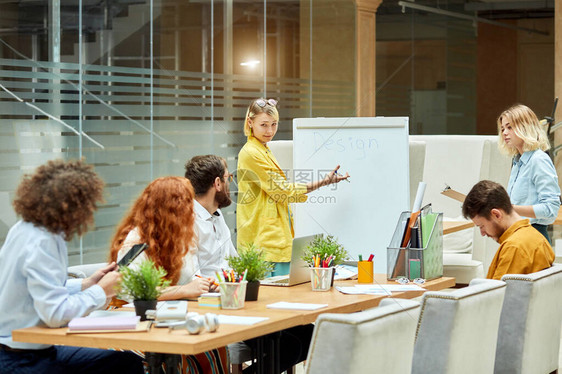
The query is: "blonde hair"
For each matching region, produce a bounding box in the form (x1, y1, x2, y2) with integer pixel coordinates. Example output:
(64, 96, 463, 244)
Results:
(497, 104, 550, 157)
(243, 98, 280, 138)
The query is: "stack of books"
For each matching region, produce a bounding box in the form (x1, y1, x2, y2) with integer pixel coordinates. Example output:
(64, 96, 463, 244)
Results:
(198, 292, 221, 309)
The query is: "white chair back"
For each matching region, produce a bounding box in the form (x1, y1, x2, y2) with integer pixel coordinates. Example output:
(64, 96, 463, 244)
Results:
(306, 298, 420, 374)
(412, 278, 506, 374)
(495, 265, 562, 374)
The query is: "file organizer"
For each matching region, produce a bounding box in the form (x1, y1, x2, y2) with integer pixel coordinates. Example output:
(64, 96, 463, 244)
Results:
(387, 211, 443, 280)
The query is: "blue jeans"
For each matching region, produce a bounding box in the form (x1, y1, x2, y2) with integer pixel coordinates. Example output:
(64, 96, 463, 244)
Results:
(0, 345, 143, 374)
(271, 262, 290, 277)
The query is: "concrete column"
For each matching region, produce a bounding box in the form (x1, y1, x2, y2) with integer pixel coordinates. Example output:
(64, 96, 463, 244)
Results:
(354, 0, 382, 116)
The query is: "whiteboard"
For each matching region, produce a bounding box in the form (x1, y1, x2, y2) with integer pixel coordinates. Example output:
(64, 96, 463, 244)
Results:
(293, 117, 410, 273)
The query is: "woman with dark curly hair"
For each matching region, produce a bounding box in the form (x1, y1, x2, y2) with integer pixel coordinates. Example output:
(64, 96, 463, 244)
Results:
(109, 176, 214, 299)
(0, 159, 143, 374)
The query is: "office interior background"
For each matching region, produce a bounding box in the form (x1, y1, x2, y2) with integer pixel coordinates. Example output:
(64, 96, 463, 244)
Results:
(0, 0, 557, 265)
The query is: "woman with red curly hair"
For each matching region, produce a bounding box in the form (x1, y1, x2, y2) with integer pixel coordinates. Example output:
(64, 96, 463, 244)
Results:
(109, 176, 213, 298)
(109, 177, 227, 374)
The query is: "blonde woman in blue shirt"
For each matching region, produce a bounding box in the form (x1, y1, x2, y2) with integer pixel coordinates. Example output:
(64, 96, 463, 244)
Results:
(497, 104, 561, 243)
(237, 98, 349, 275)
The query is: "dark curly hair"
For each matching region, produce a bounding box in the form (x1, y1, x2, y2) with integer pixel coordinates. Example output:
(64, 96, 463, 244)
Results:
(12, 159, 105, 240)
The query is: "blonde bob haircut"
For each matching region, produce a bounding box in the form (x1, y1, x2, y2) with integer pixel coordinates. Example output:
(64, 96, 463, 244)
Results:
(243, 98, 279, 138)
(497, 104, 550, 157)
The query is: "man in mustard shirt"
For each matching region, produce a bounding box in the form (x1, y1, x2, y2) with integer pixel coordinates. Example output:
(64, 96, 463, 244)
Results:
(462, 180, 554, 280)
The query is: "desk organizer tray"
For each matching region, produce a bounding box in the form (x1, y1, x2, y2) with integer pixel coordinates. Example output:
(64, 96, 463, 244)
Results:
(387, 210, 443, 281)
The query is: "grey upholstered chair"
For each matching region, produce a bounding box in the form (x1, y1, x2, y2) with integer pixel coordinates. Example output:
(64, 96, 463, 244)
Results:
(412, 278, 506, 374)
(67, 262, 107, 278)
(494, 265, 562, 374)
(305, 298, 421, 374)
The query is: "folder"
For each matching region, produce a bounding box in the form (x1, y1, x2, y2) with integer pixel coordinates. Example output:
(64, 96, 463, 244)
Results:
(441, 185, 466, 203)
(68, 316, 140, 331)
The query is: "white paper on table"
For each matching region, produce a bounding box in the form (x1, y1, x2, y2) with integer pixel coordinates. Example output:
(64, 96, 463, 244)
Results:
(266, 302, 328, 311)
(88, 310, 137, 318)
(335, 286, 389, 295)
(334, 265, 358, 280)
(218, 315, 269, 325)
(355, 284, 426, 292)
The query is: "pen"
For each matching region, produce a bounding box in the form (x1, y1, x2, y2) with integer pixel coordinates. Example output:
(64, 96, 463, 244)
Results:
(195, 274, 219, 287)
(335, 170, 351, 183)
(368, 254, 374, 262)
(359, 254, 363, 262)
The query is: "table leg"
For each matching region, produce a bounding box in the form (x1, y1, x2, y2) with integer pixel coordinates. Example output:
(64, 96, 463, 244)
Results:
(254, 332, 282, 374)
(145, 352, 180, 374)
(145, 352, 162, 374)
(164, 354, 181, 374)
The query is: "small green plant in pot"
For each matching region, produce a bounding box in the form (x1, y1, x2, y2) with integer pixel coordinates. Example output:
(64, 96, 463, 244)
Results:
(302, 235, 349, 267)
(226, 243, 274, 301)
(119, 259, 171, 320)
(302, 235, 349, 287)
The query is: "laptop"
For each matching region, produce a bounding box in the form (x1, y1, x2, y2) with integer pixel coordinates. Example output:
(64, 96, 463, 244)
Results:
(261, 234, 321, 287)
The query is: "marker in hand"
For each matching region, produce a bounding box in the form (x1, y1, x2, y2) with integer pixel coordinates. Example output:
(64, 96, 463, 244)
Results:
(335, 170, 351, 183)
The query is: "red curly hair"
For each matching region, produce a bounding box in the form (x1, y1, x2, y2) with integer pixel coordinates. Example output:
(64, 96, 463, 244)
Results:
(109, 176, 196, 285)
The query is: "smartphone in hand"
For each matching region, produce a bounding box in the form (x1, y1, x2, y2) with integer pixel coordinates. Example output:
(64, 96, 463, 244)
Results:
(117, 243, 148, 269)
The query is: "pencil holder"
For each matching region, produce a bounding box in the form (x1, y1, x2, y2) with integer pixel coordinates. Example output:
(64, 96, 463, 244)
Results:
(219, 281, 247, 309)
(310, 267, 333, 291)
(357, 261, 374, 283)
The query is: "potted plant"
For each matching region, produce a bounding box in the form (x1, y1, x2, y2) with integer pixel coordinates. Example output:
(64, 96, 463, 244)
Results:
(119, 259, 171, 320)
(226, 243, 274, 301)
(302, 235, 349, 287)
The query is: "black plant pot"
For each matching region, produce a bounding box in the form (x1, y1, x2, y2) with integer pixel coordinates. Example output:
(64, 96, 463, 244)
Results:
(245, 281, 260, 301)
(133, 299, 157, 321)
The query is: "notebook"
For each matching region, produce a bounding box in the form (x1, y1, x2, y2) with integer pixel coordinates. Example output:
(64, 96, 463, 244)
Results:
(260, 234, 321, 287)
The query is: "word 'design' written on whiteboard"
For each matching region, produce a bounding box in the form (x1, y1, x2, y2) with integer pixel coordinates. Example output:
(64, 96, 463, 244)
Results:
(293, 117, 410, 273)
(312, 132, 379, 161)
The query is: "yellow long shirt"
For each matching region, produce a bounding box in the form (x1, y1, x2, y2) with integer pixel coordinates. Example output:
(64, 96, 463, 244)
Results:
(236, 136, 308, 262)
(486, 219, 554, 280)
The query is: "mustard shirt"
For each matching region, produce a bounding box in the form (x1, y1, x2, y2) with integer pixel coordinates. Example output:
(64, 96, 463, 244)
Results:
(487, 219, 554, 280)
(237, 136, 308, 262)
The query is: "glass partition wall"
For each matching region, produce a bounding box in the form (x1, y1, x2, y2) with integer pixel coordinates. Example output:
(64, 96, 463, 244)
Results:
(0, 0, 356, 264)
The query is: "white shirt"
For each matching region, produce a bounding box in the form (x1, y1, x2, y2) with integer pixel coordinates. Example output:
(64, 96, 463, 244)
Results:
(0, 221, 106, 349)
(117, 228, 199, 285)
(193, 200, 238, 278)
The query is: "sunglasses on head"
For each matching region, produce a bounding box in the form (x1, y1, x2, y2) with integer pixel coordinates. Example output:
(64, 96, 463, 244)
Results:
(255, 98, 278, 108)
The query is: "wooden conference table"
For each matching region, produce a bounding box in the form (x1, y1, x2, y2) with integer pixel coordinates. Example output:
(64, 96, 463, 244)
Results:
(13, 275, 455, 372)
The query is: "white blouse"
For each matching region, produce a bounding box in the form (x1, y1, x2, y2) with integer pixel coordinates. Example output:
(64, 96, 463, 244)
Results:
(116, 227, 200, 285)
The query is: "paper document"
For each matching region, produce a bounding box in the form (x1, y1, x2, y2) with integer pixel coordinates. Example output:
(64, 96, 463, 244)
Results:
(336, 286, 389, 295)
(218, 315, 269, 325)
(441, 185, 466, 203)
(266, 302, 328, 311)
(88, 310, 137, 318)
(334, 265, 358, 280)
(364, 284, 425, 292)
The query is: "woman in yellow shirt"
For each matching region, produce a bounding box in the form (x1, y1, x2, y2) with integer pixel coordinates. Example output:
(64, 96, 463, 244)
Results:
(237, 98, 349, 275)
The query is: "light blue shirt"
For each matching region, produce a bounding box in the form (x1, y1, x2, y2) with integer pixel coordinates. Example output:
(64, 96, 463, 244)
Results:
(507, 150, 561, 225)
(0, 220, 106, 349)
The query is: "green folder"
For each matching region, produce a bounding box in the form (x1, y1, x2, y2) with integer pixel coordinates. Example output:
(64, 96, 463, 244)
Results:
(421, 213, 438, 248)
